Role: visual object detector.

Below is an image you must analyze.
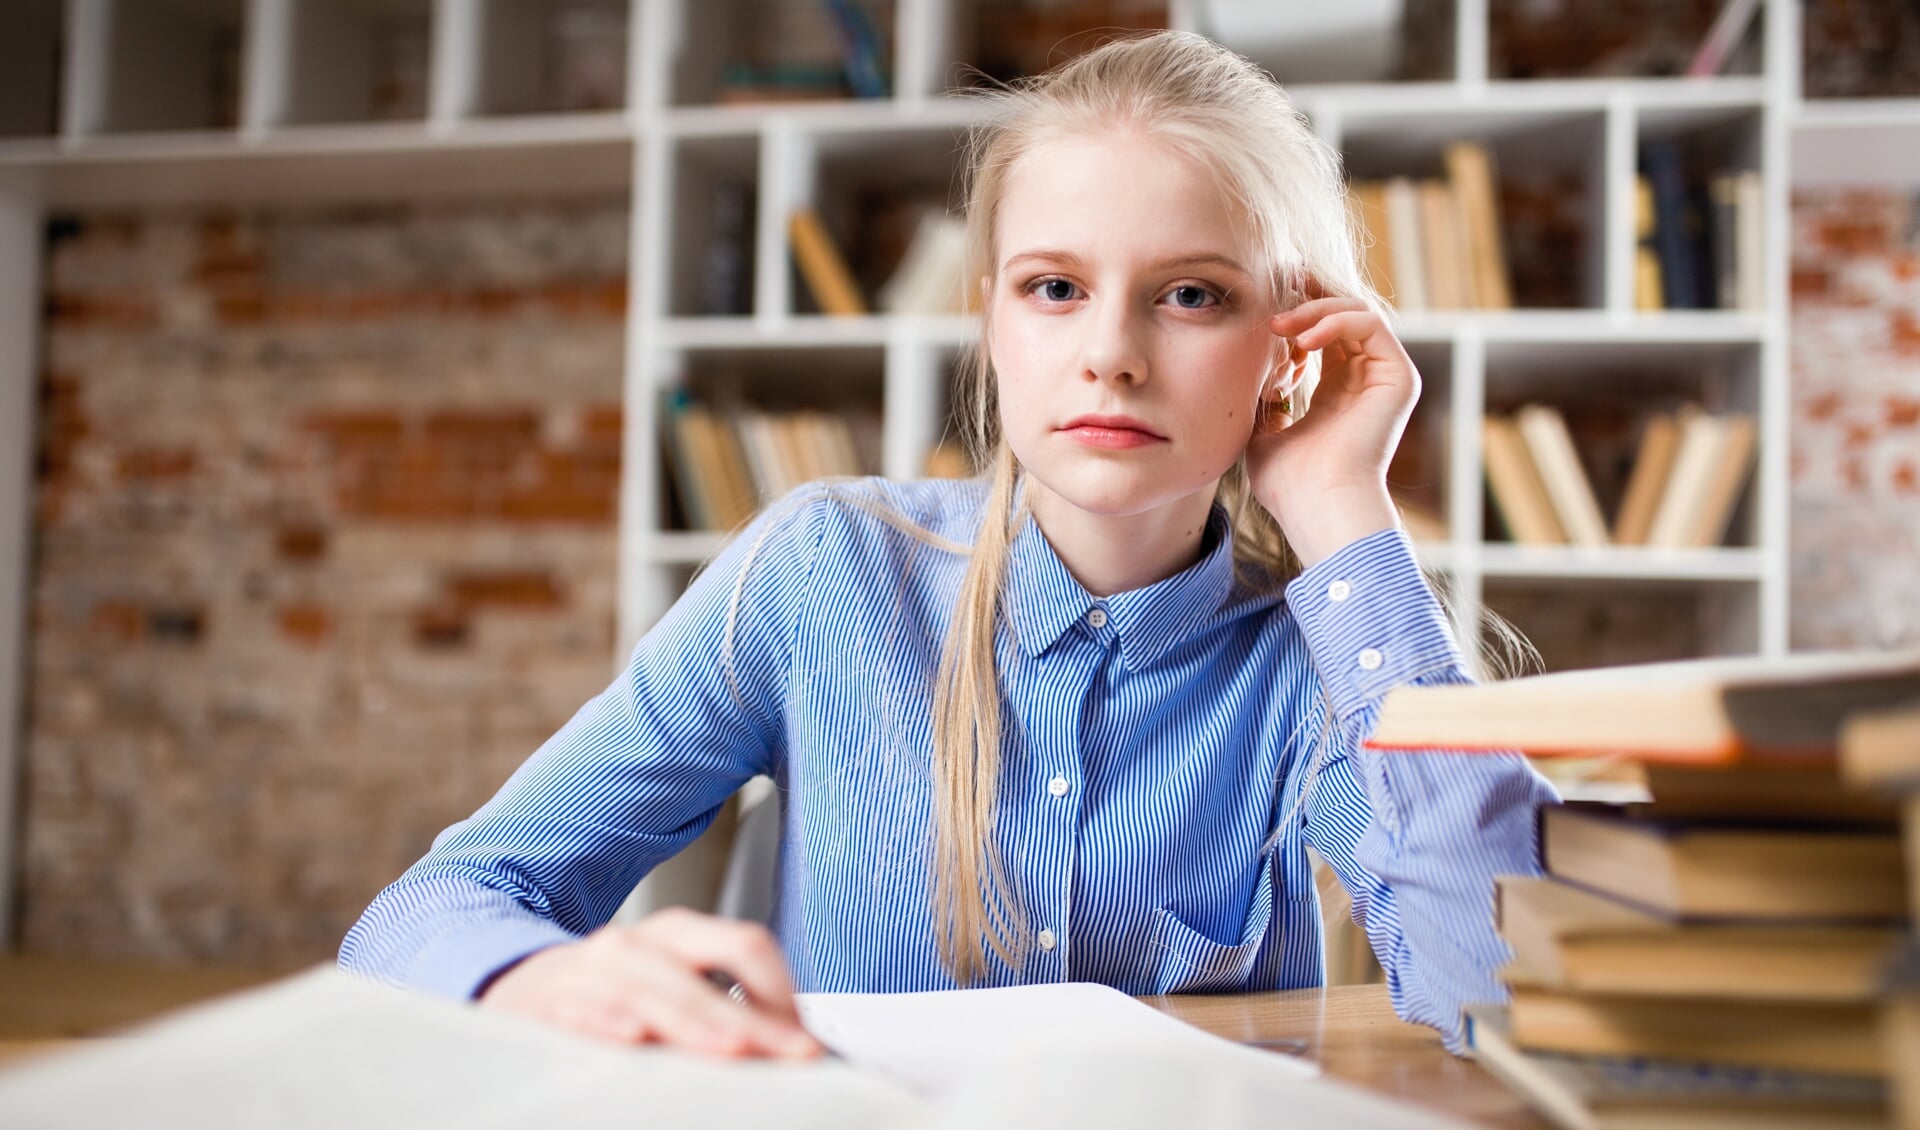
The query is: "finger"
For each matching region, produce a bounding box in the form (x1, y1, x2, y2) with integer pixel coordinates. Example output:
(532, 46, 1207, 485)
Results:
(1293, 309, 1396, 356)
(1270, 296, 1365, 329)
(623, 943, 821, 1059)
(618, 946, 775, 1056)
(645, 915, 804, 1023)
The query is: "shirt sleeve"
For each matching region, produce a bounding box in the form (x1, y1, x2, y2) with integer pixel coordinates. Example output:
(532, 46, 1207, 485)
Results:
(1286, 526, 1560, 1054)
(337, 485, 830, 1001)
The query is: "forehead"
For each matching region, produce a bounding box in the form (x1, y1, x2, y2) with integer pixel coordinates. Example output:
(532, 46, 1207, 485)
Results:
(994, 130, 1253, 269)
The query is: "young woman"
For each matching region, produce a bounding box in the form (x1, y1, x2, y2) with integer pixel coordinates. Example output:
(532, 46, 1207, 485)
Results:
(340, 30, 1556, 1061)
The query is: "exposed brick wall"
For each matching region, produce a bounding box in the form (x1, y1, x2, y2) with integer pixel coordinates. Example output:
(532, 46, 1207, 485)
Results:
(1790, 187, 1920, 650)
(24, 202, 629, 967)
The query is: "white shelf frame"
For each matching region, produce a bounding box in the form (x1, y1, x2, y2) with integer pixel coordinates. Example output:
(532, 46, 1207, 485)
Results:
(0, 0, 1907, 939)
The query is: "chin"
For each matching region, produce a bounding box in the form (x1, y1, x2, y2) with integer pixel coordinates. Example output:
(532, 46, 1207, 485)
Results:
(1022, 459, 1187, 518)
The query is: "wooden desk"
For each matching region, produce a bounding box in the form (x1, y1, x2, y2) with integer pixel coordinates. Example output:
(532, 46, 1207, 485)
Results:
(1145, 985, 1548, 1129)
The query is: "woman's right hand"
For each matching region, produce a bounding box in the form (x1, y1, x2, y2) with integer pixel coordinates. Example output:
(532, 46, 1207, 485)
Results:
(477, 907, 827, 1059)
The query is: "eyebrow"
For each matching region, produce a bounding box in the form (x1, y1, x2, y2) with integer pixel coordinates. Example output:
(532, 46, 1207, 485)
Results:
(1001, 249, 1252, 277)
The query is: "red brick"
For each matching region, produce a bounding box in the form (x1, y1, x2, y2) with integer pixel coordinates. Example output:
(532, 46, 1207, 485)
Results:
(1791, 266, 1832, 299)
(1894, 310, 1920, 355)
(302, 411, 407, 450)
(90, 601, 146, 642)
(1845, 422, 1876, 447)
(1804, 391, 1843, 421)
(412, 605, 471, 649)
(274, 524, 329, 562)
(277, 604, 333, 646)
(1888, 396, 1920, 429)
(1893, 254, 1920, 282)
(446, 570, 564, 610)
(1818, 216, 1893, 255)
(424, 409, 540, 447)
(116, 447, 197, 482)
(582, 404, 624, 444)
(46, 294, 159, 329)
(1894, 462, 1919, 493)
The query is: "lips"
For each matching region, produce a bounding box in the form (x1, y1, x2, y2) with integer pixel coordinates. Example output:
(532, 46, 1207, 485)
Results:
(1057, 414, 1168, 451)
(1058, 414, 1166, 439)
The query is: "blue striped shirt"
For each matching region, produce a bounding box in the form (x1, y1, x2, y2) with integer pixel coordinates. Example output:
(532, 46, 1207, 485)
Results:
(339, 476, 1557, 1051)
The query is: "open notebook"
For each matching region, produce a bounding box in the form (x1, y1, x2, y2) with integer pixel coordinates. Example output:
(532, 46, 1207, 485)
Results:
(0, 968, 1473, 1129)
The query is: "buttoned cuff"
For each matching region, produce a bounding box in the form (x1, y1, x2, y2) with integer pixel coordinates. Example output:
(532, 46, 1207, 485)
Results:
(1284, 527, 1465, 722)
(408, 914, 580, 1002)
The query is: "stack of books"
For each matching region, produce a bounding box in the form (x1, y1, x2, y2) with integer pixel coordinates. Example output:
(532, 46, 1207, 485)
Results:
(1367, 651, 1920, 1129)
(1484, 403, 1755, 549)
(1842, 704, 1920, 1127)
(660, 390, 881, 530)
(1347, 141, 1513, 312)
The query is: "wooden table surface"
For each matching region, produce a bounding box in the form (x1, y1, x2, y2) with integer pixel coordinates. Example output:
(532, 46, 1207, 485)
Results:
(1144, 984, 1549, 1129)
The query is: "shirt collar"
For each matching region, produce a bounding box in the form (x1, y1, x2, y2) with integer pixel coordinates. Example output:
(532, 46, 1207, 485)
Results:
(1005, 496, 1239, 672)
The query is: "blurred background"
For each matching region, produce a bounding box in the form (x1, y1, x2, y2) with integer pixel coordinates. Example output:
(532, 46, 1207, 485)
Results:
(0, 0, 1917, 1025)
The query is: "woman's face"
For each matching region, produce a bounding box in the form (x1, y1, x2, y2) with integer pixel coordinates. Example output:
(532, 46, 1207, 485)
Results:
(987, 129, 1283, 520)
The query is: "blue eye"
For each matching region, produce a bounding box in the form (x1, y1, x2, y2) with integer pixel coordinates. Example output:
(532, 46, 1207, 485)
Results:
(1038, 278, 1078, 302)
(1168, 285, 1217, 309)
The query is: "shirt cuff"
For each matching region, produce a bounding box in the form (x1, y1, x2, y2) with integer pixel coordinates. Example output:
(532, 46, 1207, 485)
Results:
(1284, 527, 1465, 722)
(408, 914, 581, 1002)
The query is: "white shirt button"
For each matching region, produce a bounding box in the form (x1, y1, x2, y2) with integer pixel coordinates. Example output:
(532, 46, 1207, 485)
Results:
(1327, 580, 1352, 603)
(1086, 608, 1108, 628)
(1037, 928, 1057, 952)
(1047, 775, 1070, 797)
(1357, 647, 1384, 671)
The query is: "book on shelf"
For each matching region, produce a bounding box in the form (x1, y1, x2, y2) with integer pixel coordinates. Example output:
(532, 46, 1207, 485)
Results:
(1643, 408, 1755, 549)
(1685, 0, 1764, 77)
(1514, 405, 1610, 547)
(788, 207, 869, 316)
(1347, 142, 1512, 313)
(1540, 804, 1907, 921)
(876, 209, 969, 315)
(1609, 411, 1679, 545)
(1496, 875, 1902, 1001)
(822, 0, 889, 98)
(1632, 176, 1663, 311)
(1346, 181, 1398, 305)
(1365, 648, 1920, 761)
(1466, 1004, 1888, 1130)
(1644, 140, 1706, 310)
(1482, 414, 1567, 545)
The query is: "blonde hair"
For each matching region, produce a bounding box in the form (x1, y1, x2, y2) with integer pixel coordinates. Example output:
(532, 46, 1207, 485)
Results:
(935, 30, 1384, 985)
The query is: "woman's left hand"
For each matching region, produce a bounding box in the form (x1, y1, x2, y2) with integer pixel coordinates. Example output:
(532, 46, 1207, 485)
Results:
(1245, 290, 1421, 570)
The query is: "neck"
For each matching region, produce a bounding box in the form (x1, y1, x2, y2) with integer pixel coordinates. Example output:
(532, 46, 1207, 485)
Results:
(1023, 477, 1218, 597)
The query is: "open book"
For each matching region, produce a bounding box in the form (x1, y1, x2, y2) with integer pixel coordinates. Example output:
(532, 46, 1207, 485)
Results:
(0, 969, 1474, 1129)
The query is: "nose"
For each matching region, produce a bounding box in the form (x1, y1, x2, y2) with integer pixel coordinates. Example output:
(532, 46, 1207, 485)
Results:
(1077, 296, 1148, 388)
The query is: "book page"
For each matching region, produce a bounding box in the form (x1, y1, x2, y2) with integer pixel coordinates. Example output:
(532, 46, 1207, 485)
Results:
(799, 983, 1479, 1129)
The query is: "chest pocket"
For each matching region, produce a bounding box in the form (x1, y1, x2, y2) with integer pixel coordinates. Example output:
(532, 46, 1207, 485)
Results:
(1146, 855, 1276, 994)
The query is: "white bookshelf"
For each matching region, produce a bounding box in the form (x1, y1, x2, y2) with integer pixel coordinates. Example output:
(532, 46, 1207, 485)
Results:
(1, 0, 1916, 929)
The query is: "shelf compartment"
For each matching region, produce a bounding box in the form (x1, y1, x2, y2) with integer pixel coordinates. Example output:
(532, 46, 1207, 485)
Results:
(1481, 575, 1760, 673)
(670, 0, 894, 108)
(794, 123, 969, 317)
(1481, 337, 1760, 551)
(1342, 107, 1608, 311)
(945, 0, 1167, 92)
(1636, 103, 1763, 312)
(665, 134, 758, 317)
(77, 0, 248, 135)
(653, 344, 885, 530)
(1, 0, 63, 138)
(278, 0, 433, 126)
(465, 0, 630, 117)
(1487, 0, 1762, 82)
(1199, 0, 1456, 86)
